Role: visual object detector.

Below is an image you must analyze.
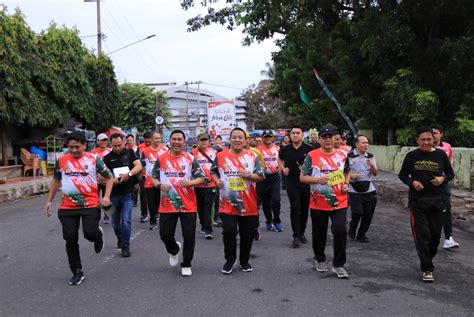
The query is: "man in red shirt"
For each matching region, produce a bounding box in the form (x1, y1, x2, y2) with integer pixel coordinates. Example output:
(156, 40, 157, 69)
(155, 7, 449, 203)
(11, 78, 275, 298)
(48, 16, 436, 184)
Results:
(137, 132, 152, 222)
(192, 133, 218, 239)
(431, 124, 459, 249)
(258, 130, 282, 231)
(140, 131, 168, 230)
(211, 128, 264, 274)
(151, 130, 205, 277)
(91, 133, 112, 223)
(44, 132, 113, 285)
(300, 125, 351, 279)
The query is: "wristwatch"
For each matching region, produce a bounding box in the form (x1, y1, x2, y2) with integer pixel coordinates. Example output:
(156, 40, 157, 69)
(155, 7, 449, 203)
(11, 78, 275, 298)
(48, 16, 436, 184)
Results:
(128, 172, 133, 177)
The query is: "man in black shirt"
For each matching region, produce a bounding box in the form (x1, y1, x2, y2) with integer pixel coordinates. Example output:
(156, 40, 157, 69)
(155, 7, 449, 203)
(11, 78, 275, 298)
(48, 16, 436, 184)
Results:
(278, 125, 314, 248)
(103, 133, 143, 257)
(399, 126, 454, 283)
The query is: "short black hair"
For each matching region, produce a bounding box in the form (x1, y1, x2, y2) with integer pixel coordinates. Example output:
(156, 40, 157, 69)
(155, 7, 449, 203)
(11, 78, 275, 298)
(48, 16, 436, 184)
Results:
(170, 129, 186, 140)
(355, 135, 369, 144)
(143, 131, 152, 139)
(230, 127, 245, 138)
(416, 126, 434, 138)
(110, 133, 124, 141)
(430, 123, 444, 134)
(290, 125, 304, 133)
(67, 131, 86, 144)
(126, 134, 134, 139)
(215, 135, 222, 140)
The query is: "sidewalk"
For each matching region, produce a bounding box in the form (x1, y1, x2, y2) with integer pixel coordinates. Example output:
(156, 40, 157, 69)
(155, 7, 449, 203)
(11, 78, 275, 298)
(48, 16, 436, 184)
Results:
(374, 171, 474, 233)
(0, 176, 51, 203)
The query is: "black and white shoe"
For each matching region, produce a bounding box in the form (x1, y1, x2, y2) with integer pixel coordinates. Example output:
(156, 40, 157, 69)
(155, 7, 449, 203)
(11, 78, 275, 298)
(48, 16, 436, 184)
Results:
(69, 269, 85, 285)
(221, 260, 234, 275)
(240, 263, 253, 272)
(94, 227, 104, 253)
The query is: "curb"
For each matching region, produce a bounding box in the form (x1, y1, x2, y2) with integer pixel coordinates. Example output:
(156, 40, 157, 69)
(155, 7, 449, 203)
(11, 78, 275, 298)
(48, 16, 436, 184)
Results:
(0, 178, 51, 203)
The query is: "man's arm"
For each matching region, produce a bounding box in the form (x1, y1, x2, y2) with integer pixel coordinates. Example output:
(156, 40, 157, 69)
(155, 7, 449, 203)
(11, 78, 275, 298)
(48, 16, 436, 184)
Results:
(398, 153, 413, 187)
(44, 178, 61, 217)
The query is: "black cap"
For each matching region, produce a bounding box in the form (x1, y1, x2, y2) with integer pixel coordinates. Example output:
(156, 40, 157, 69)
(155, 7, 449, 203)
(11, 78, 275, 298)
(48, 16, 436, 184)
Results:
(262, 129, 273, 137)
(319, 125, 337, 137)
(197, 132, 210, 140)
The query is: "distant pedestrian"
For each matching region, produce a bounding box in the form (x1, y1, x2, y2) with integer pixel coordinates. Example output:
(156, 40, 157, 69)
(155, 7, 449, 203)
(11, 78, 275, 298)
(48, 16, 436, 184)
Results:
(137, 131, 152, 222)
(92, 133, 112, 223)
(44, 132, 113, 285)
(399, 126, 454, 282)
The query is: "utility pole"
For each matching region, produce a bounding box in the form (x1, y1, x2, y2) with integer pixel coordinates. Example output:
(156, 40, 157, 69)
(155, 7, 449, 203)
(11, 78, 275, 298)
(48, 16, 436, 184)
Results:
(96, 0, 102, 54)
(155, 93, 161, 133)
(185, 82, 189, 135)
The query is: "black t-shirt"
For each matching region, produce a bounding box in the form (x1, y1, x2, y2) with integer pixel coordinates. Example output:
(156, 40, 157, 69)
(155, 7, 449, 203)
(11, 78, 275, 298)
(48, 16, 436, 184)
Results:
(399, 148, 454, 201)
(279, 142, 314, 184)
(103, 148, 138, 196)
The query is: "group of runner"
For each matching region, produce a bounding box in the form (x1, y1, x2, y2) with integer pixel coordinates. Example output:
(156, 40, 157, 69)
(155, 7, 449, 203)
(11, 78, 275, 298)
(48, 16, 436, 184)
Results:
(44, 123, 458, 285)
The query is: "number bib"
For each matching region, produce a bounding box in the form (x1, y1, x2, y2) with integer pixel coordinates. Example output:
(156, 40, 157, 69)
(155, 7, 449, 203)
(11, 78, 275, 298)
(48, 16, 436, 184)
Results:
(327, 170, 345, 187)
(228, 177, 246, 191)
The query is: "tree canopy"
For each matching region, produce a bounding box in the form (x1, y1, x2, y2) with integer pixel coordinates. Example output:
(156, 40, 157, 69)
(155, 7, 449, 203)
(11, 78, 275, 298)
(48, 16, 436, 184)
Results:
(0, 6, 120, 131)
(181, 0, 474, 146)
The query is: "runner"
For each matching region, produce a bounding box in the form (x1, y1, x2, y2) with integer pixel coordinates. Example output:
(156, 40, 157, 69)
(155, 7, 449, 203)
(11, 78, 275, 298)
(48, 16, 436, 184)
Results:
(212, 135, 227, 153)
(126, 134, 138, 152)
(140, 131, 168, 230)
(258, 130, 282, 232)
(347, 135, 378, 243)
(44, 131, 113, 285)
(399, 126, 454, 282)
(431, 123, 460, 249)
(278, 125, 313, 248)
(300, 125, 351, 279)
(254, 136, 263, 148)
(125, 134, 139, 207)
(211, 127, 264, 274)
(309, 131, 321, 149)
(281, 135, 291, 147)
(103, 133, 143, 257)
(192, 132, 218, 239)
(333, 131, 352, 154)
(137, 131, 152, 223)
(91, 133, 112, 224)
(150, 130, 205, 277)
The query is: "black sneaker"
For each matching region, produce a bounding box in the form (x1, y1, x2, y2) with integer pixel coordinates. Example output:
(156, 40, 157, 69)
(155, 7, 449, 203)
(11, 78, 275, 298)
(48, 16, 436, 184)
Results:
(254, 229, 260, 241)
(221, 260, 234, 275)
(149, 224, 158, 230)
(69, 269, 84, 285)
(121, 246, 131, 258)
(205, 233, 213, 240)
(240, 263, 253, 272)
(117, 241, 123, 250)
(94, 227, 104, 253)
(356, 236, 369, 243)
(300, 235, 308, 244)
(348, 228, 356, 240)
(292, 237, 300, 248)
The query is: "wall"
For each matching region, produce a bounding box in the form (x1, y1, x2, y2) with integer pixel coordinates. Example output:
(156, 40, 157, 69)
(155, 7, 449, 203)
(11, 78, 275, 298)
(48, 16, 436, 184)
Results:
(370, 145, 474, 190)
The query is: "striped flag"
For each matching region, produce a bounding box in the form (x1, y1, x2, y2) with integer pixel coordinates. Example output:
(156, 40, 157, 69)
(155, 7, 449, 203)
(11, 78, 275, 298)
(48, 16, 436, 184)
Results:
(299, 84, 311, 106)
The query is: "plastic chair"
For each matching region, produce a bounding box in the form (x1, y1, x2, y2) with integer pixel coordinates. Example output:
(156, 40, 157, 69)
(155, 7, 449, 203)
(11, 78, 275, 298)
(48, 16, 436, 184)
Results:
(20, 148, 41, 177)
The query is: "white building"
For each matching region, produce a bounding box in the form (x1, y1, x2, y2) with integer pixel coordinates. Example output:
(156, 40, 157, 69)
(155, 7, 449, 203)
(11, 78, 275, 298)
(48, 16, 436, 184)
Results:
(146, 83, 247, 140)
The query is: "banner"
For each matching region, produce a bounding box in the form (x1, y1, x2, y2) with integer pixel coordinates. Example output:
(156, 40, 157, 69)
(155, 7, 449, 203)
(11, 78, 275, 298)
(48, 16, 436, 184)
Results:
(207, 100, 236, 140)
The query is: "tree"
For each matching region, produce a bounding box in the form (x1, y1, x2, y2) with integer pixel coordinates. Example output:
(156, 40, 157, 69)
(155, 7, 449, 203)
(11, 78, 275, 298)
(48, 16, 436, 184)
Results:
(118, 83, 171, 132)
(180, 0, 474, 146)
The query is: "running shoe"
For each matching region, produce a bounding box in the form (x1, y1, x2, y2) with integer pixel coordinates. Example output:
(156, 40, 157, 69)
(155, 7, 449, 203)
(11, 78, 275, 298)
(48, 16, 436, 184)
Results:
(274, 223, 283, 232)
(265, 223, 273, 231)
(181, 267, 192, 277)
(169, 242, 181, 267)
(94, 227, 104, 253)
(199, 228, 206, 234)
(348, 228, 356, 240)
(292, 237, 300, 248)
(121, 246, 131, 258)
(205, 233, 213, 240)
(103, 215, 110, 224)
(221, 260, 234, 275)
(443, 237, 460, 249)
(69, 269, 84, 285)
(300, 235, 308, 244)
(213, 220, 223, 227)
(315, 261, 328, 272)
(149, 224, 158, 230)
(422, 271, 434, 282)
(117, 241, 123, 250)
(332, 266, 349, 279)
(254, 229, 260, 241)
(140, 215, 149, 223)
(240, 263, 253, 272)
(356, 236, 369, 243)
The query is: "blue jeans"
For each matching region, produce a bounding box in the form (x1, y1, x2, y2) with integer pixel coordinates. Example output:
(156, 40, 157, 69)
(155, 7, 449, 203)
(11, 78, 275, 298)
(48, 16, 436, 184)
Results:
(111, 193, 133, 247)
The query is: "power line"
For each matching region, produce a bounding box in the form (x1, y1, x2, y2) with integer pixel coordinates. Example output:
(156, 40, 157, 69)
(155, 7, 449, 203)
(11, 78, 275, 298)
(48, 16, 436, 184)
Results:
(200, 82, 245, 90)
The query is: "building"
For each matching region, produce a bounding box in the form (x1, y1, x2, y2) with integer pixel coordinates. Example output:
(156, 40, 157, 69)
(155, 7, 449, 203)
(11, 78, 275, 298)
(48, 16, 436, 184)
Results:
(145, 82, 247, 140)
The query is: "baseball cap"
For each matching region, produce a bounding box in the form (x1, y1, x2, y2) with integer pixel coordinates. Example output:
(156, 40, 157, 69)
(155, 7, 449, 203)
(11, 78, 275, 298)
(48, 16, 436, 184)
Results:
(318, 125, 337, 137)
(97, 133, 108, 141)
(262, 129, 273, 137)
(197, 132, 210, 140)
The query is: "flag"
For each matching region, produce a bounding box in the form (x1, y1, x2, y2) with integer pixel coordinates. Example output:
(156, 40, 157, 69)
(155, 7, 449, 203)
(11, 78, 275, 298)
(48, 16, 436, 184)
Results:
(312, 68, 358, 137)
(299, 84, 311, 106)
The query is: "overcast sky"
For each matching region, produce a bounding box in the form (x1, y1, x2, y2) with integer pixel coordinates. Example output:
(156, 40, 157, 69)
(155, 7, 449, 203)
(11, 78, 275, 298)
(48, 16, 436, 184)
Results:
(2, 0, 277, 98)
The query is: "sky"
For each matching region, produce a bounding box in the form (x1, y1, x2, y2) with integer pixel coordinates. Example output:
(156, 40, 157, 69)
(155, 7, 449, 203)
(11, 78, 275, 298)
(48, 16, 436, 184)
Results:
(1, 0, 277, 98)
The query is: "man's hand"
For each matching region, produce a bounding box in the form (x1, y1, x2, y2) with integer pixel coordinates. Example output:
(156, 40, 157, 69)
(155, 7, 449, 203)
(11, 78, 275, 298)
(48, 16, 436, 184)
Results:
(282, 167, 289, 176)
(215, 180, 224, 189)
(160, 184, 171, 192)
(102, 196, 111, 208)
(237, 169, 249, 178)
(431, 176, 445, 187)
(179, 179, 191, 187)
(341, 183, 349, 194)
(119, 173, 130, 183)
(367, 158, 374, 167)
(44, 201, 52, 217)
(318, 174, 328, 185)
(412, 180, 424, 191)
(350, 173, 360, 180)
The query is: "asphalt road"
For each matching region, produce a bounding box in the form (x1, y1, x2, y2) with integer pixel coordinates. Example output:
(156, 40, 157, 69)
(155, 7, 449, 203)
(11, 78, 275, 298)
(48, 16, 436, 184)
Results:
(0, 192, 473, 316)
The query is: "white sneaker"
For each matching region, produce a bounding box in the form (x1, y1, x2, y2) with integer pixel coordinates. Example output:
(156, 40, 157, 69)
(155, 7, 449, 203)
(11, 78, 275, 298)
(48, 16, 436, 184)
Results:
(332, 266, 349, 279)
(181, 267, 192, 276)
(443, 237, 460, 249)
(169, 241, 182, 267)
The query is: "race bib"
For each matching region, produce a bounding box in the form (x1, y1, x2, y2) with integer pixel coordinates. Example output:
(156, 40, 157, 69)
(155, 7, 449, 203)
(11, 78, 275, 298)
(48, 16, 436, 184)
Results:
(228, 177, 246, 191)
(327, 170, 345, 187)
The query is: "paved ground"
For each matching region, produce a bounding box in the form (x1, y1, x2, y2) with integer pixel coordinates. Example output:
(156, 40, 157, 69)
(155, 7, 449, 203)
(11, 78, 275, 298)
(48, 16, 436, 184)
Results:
(0, 191, 473, 316)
